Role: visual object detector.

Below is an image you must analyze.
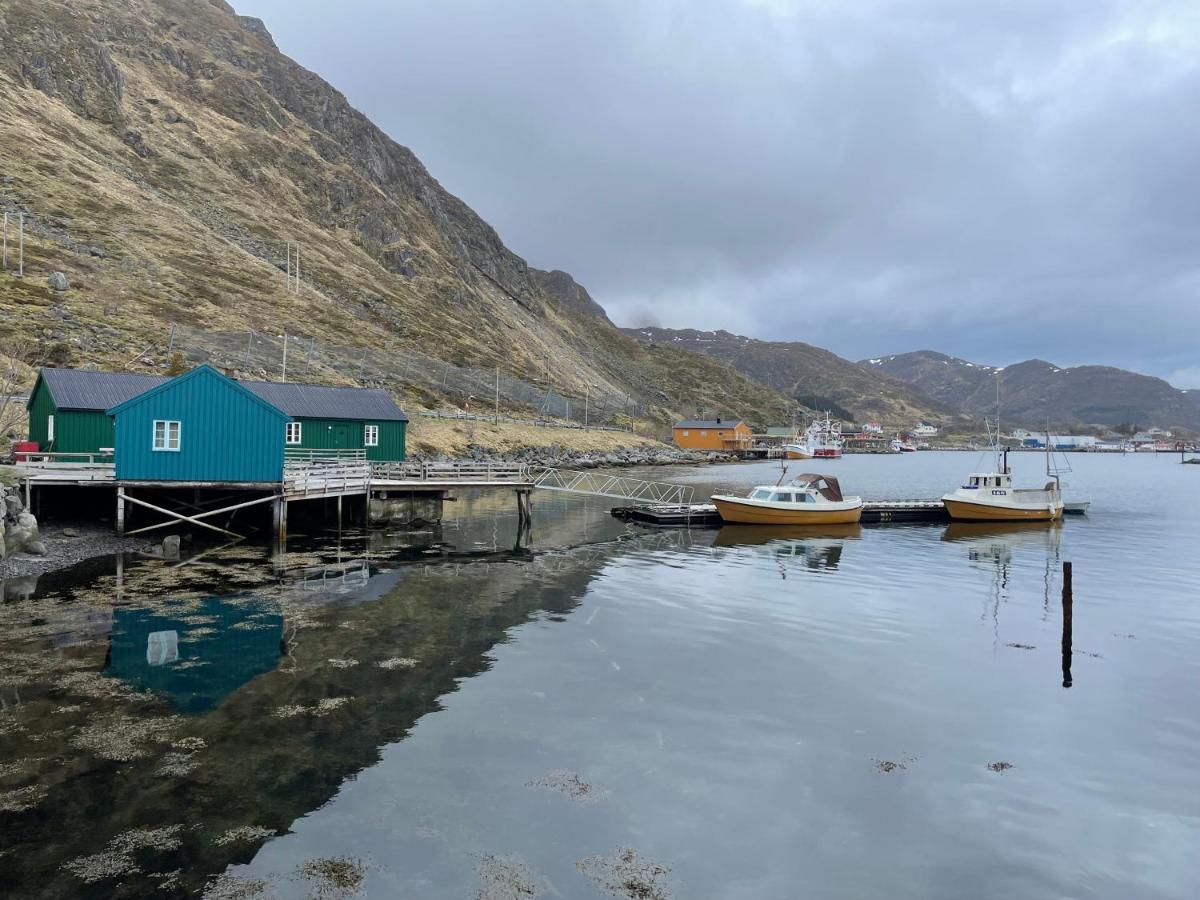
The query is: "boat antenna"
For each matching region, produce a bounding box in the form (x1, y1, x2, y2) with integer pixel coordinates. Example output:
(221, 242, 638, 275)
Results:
(995, 371, 1006, 473)
(775, 458, 789, 486)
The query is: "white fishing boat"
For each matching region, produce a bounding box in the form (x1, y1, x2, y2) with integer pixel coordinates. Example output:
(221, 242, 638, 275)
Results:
(712, 473, 863, 525)
(942, 380, 1063, 522)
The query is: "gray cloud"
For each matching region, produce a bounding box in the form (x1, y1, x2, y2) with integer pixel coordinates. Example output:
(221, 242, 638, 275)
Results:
(237, 0, 1200, 386)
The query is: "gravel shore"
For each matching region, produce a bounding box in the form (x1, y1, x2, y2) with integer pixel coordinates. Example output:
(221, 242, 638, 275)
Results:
(0, 523, 155, 578)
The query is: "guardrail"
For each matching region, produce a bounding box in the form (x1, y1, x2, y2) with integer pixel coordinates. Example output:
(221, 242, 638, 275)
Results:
(14, 452, 114, 468)
(412, 409, 634, 433)
(283, 456, 371, 497)
(530, 467, 694, 505)
(371, 461, 530, 482)
(284, 448, 367, 462)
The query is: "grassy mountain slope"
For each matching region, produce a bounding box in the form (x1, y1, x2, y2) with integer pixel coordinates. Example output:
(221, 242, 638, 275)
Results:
(864, 351, 1200, 432)
(0, 0, 794, 429)
(621, 327, 953, 426)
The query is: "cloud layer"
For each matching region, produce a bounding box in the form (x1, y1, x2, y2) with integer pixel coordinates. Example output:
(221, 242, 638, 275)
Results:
(238, 0, 1200, 385)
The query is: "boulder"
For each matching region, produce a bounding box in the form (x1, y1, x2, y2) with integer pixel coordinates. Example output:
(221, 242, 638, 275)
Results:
(5, 525, 34, 555)
(24, 540, 47, 556)
(62, 527, 79, 537)
(47, 271, 70, 291)
(161, 534, 181, 558)
(4, 494, 23, 518)
(16, 512, 38, 533)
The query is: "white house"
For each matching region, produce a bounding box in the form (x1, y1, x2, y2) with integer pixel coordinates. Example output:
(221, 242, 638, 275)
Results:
(913, 423, 938, 437)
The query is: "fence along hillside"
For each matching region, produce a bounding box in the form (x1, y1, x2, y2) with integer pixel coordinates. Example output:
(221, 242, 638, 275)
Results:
(168, 325, 646, 430)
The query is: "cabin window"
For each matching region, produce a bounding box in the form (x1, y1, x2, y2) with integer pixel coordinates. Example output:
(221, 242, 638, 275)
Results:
(47, 414, 55, 442)
(364, 424, 379, 447)
(700, 430, 708, 437)
(285, 422, 303, 445)
(751, 489, 772, 500)
(772, 492, 793, 502)
(152, 420, 181, 452)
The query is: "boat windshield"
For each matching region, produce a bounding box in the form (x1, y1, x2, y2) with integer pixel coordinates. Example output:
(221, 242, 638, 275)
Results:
(751, 488, 773, 500)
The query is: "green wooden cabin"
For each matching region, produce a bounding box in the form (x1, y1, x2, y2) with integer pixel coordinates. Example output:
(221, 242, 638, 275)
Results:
(241, 380, 408, 462)
(26, 367, 409, 467)
(26, 369, 168, 456)
(109, 365, 290, 483)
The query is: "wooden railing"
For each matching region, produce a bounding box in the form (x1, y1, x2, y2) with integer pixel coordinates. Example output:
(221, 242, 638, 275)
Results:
(370, 460, 531, 482)
(284, 448, 367, 462)
(14, 451, 114, 468)
(283, 456, 371, 497)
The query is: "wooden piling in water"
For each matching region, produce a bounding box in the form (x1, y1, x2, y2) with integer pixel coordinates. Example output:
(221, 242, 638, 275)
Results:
(1062, 560, 1073, 688)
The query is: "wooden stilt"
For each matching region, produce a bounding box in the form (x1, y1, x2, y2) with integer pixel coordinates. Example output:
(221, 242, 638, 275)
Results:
(116, 486, 126, 536)
(1061, 561, 1073, 688)
(337, 494, 343, 532)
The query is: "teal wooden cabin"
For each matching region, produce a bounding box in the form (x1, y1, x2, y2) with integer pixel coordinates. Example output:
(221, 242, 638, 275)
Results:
(25, 369, 168, 456)
(25, 367, 410, 475)
(109, 365, 289, 483)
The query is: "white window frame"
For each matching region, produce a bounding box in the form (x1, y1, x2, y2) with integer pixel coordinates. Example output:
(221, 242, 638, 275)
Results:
(364, 424, 380, 447)
(47, 414, 55, 442)
(152, 420, 181, 452)
(285, 421, 303, 445)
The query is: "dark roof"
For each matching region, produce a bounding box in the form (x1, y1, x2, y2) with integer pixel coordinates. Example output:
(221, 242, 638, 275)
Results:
(673, 419, 745, 429)
(35, 368, 169, 411)
(240, 381, 408, 421)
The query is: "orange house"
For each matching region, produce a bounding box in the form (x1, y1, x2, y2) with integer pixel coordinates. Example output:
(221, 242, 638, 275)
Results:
(673, 419, 753, 451)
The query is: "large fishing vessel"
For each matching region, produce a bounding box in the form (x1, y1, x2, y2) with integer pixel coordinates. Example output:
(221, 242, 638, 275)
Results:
(784, 415, 843, 459)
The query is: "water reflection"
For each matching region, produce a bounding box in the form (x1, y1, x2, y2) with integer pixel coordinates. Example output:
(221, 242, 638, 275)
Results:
(106, 596, 284, 714)
(712, 524, 862, 573)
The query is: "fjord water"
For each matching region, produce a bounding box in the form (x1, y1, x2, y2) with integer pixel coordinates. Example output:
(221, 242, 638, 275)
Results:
(1, 453, 1197, 898)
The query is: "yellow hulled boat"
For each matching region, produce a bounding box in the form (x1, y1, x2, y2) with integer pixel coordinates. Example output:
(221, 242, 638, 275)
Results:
(712, 474, 863, 525)
(942, 449, 1063, 522)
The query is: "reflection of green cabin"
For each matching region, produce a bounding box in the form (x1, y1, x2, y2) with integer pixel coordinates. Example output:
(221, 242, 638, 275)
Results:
(25, 366, 408, 466)
(106, 596, 284, 713)
(25, 369, 168, 456)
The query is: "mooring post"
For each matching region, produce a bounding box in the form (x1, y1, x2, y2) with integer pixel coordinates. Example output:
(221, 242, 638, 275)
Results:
(116, 486, 126, 536)
(337, 494, 343, 532)
(1061, 560, 1073, 688)
(272, 494, 286, 544)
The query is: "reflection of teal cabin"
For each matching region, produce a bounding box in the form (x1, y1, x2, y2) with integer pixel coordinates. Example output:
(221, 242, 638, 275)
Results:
(25, 365, 409, 468)
(106, 596, 284, 713)
(25, 369, 167, 456)
(109, 366, 289, 483)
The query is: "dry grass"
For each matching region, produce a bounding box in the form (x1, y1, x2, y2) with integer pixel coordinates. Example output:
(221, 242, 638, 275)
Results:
(407, 418, 666, 456)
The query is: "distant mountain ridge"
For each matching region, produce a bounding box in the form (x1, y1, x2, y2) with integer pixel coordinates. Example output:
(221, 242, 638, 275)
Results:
(620, 327, 953, 425)
(863, 351, 1200, 432)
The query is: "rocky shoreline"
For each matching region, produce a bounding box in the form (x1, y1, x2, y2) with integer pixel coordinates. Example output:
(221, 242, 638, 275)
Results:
(409, 443, 738, 469)
(1, 483, 155, 578)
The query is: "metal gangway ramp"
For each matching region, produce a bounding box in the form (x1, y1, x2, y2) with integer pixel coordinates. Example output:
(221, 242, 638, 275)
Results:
(530, 466, 694, 505)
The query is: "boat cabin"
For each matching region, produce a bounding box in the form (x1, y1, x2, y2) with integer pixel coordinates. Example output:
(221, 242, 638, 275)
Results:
(964, 473, 1013, 492)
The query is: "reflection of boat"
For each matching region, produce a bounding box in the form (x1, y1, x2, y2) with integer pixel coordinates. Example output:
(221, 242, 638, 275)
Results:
(712, 523, 863, 546)
(712, 473, 863, 525)
(712, 526, 860, 570)
(942, 520, 1062, 544)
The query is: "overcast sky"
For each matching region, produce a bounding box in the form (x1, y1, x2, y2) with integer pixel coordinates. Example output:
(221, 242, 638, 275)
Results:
(237, 0, 1200, 387)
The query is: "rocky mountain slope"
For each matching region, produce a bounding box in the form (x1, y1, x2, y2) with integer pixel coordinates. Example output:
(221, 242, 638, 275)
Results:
(864, 351, 1200, 432)
(621, 327, 954, 426)
(0, 0, 794, 428)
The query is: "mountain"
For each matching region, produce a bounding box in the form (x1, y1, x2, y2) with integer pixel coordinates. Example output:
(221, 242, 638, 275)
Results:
(864, 351, 1200, 433)
(0, 0, 794, 428)
(620, 327, 953, 426)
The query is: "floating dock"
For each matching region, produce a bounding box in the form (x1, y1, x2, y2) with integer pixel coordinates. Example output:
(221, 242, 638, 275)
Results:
(613, 498, 1090, 528)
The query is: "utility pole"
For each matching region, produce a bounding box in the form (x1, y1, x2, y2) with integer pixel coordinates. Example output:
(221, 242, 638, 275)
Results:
(306, 336, 316, 372)
(167, 322, 177, 356)
(494, 365, 500, 423)
(2, 212, 7, 269)
(18, 213, 24, 277)
(285, 241, 291, 292)
(584, 384, 590, 429)
(294, 243, 300, 293)
(244, 330, 255, 369)
(281, 333, 288, 382)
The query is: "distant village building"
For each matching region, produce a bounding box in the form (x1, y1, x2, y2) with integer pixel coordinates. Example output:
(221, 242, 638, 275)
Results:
(861, 421, 883, 434)
(673, 418, 752, 451)
(913, 423, 939, 437)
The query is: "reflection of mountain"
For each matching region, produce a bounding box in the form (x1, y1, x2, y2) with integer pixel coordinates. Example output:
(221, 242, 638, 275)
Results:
(106, 597, 284, 714)
(712, 525, 862, 570)
(4, 534, 650, 898)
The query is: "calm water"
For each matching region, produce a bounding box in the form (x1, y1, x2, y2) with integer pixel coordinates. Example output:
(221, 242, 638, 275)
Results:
(1, 452, 1197, 898)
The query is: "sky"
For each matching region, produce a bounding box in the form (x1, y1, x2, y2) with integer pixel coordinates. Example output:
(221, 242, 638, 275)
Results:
(236, 0, 1200, 388)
